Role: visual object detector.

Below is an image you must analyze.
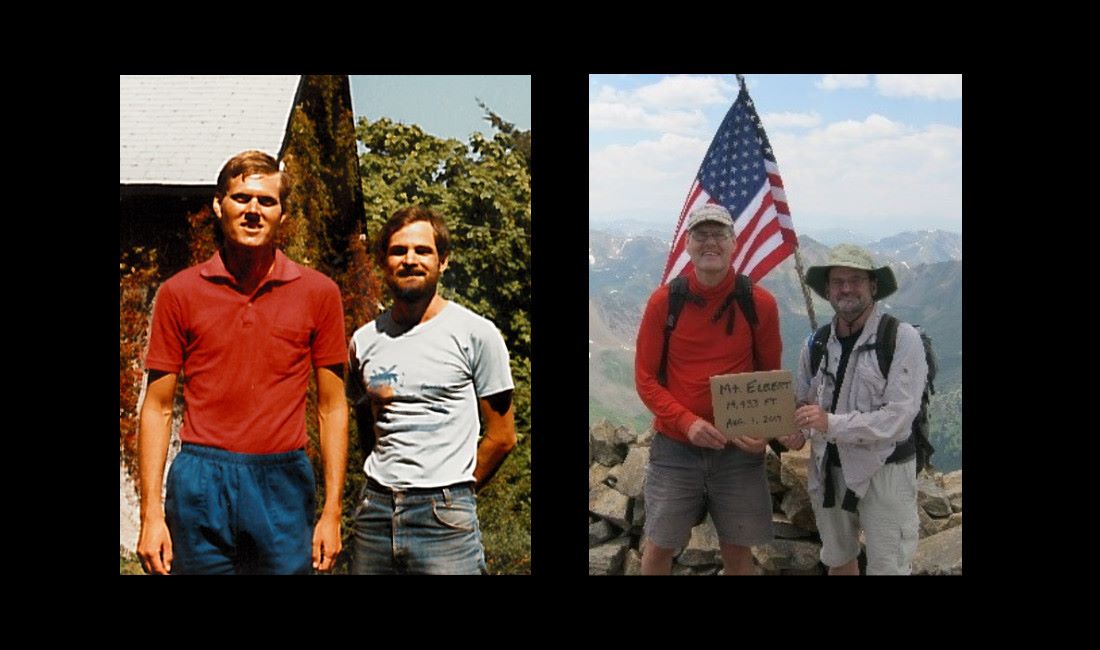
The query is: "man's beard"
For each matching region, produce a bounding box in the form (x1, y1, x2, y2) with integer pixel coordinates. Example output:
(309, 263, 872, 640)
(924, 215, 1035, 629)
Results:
(388, 276, 439, 302)
(832, 296, 870, 320)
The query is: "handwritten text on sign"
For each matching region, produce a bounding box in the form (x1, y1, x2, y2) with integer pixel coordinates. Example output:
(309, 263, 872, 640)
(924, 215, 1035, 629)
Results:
(709, 370, 796, 440)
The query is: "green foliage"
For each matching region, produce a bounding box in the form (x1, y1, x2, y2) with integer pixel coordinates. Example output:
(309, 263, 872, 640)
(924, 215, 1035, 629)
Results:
(327, 416, 368, 576)
(282, 75, 360, 274)
(119, 549, 144, 575)
(477, 434, 532, 574)
(929, 387, 962, 473)
(357, 119, 467, 224)
(476, 99, 530, 169)
(509, 355, 532, 438)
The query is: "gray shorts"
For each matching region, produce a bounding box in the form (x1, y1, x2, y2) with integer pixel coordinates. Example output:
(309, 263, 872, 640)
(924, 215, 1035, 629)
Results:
(811, 458, 919, 574)
(643, 433, 774, 550)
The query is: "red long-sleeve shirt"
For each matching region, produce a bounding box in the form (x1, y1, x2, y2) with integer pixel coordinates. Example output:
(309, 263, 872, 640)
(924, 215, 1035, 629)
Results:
(635, 270, 782, 444)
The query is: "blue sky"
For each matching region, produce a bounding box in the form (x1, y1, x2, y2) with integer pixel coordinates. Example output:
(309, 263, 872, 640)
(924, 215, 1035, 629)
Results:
(589, 74, 962, 240)
(350, 75, 530, 142)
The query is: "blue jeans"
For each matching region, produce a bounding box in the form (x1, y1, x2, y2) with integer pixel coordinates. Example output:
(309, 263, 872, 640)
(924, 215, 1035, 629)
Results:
(165, 444, 315, 575)
(350, 480, 486, 575)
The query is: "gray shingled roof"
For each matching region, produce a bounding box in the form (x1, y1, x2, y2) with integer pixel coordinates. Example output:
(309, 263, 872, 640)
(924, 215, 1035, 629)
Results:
(120, 75, 302, 186)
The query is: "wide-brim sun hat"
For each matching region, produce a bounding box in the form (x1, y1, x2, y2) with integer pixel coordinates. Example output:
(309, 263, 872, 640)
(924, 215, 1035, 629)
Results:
(804, 243, 898, 300)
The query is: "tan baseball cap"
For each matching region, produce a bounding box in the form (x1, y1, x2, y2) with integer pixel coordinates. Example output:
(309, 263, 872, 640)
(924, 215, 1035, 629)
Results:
(685, 204, 735, 232)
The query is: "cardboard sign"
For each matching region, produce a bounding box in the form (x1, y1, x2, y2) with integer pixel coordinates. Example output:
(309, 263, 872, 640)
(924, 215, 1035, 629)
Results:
(710, 370, 796, 440)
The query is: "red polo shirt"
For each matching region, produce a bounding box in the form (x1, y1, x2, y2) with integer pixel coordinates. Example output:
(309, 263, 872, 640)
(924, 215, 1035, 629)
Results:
(145, 250, 346, 454)
(635, 270, 782, 444)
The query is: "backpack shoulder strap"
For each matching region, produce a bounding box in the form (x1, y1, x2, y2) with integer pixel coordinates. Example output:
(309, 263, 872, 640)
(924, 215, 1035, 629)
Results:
(875, 313, 900, 378)
(658, 276, 690, 387)
(732, 273, 761, 370)
(733, 274, 758, 327)
(667, 276, 690, 326)
(809, 324, 831, 376)
(922, 328, 937, 395)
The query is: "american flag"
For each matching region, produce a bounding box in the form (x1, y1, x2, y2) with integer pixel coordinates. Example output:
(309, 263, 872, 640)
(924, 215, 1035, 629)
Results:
(660, 75, 798, 285)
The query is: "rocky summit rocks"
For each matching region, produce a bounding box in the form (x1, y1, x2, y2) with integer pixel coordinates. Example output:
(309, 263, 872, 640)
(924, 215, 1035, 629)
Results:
(589, 422, 963, 575)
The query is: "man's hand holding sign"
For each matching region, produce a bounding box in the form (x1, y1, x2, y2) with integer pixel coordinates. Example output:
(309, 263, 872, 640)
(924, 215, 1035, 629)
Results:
(710, 370, 797, 453)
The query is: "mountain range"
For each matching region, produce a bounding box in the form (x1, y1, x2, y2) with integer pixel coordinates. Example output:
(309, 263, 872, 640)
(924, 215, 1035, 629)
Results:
(589, 228, 963, 471)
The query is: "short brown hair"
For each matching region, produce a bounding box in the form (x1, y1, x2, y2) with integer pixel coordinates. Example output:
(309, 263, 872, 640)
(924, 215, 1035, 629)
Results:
(375, 206, 451, 265)
(214, 150, 291, 205)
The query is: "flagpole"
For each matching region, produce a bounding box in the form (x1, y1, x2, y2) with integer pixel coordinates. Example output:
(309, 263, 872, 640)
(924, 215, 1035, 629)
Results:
(735, 74, 817, 332)
(793, 245, 818, 332)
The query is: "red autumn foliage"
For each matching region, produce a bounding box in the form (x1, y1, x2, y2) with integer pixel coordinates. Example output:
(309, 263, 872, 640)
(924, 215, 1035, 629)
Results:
(338, 232, 382, 339)
(119, 258, 158, 479)
(186, 204, 217, 266)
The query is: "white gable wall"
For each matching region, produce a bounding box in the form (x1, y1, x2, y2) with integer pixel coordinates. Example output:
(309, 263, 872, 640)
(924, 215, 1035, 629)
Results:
(120, 75, 302, 186)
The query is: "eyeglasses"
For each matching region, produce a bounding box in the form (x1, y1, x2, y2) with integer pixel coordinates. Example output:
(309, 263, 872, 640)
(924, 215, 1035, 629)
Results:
(828, 276, 870, 289)
(690, 230, 732, 243)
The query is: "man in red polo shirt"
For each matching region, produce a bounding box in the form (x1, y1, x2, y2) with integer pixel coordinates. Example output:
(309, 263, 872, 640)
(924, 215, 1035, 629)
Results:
(634, 204, 782, 575)
(136, 150, 348, 575)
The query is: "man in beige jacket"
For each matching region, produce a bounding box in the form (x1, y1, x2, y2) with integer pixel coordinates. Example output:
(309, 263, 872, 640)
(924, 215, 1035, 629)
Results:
(779, 244, 927, 575)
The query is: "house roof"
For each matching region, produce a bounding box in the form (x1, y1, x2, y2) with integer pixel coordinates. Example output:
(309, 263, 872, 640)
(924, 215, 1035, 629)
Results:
(120, 75, 302, 186)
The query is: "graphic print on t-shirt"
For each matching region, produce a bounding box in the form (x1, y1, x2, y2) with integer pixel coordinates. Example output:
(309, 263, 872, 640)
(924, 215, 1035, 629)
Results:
(368, 364, 402, 389)
(366, 364, 402, 410)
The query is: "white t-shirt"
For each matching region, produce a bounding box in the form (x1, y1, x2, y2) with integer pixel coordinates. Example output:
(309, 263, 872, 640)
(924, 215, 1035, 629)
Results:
(348, 301, 514, 489)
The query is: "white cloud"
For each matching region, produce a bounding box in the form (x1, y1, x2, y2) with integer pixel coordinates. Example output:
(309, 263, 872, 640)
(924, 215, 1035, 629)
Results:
(592, 85, 628, 104)
(589, 76, 735, 135)
(589, 100, 707, 134)
(633, 76, 735, 109)
(818, 114, 907, 141)
(768, 117, 962, 234)
(875, 74, 962, 100)
(816, 74, 870, 91)
(762, 111, 821, 128)
(589, 133, 709, 223)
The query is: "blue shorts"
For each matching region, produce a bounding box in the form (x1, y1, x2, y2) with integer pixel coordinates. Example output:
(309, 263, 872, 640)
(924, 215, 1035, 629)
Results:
(350, 479, 486, 575)
(643, 433, 774, 550)
(165, 443, 316, 575)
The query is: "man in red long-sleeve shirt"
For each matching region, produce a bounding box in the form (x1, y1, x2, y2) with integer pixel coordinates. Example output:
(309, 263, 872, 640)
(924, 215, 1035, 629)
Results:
(635, 204, 783, 575)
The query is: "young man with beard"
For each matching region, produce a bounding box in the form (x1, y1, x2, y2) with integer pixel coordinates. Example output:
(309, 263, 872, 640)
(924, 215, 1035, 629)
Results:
(347, 206, 517, 574)
(778, 244, 926, 575)
(634, 204, 782, 575)
(137, 150, 348, 575)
